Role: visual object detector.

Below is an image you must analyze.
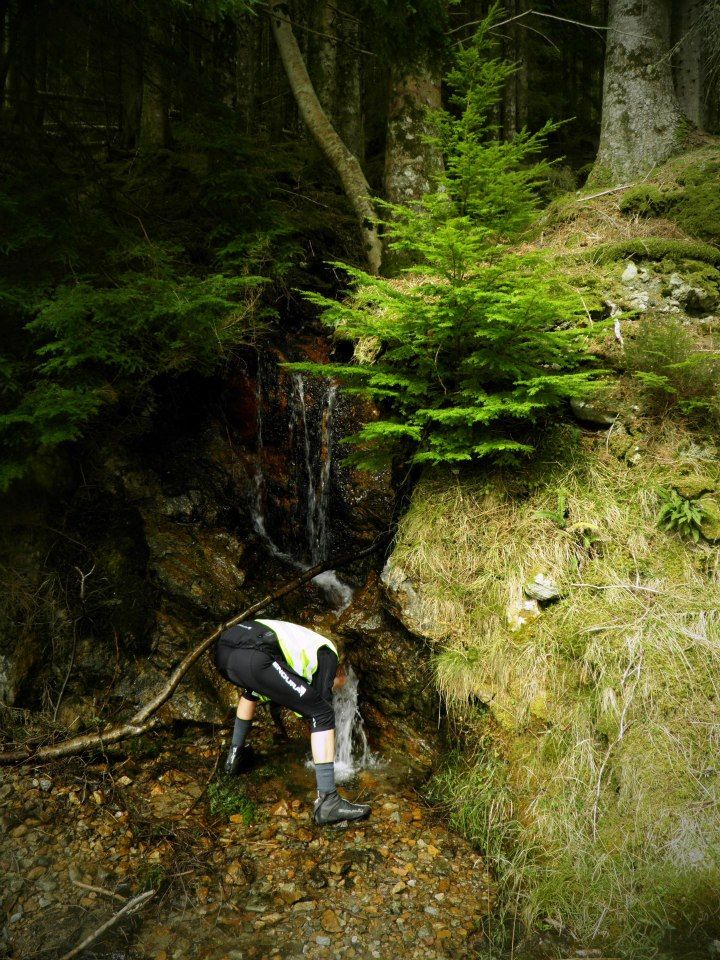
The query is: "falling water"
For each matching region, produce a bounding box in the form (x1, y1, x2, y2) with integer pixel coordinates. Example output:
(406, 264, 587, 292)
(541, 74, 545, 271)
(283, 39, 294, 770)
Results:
(332, 665, 373, 783)
(250, 359, 354, 612)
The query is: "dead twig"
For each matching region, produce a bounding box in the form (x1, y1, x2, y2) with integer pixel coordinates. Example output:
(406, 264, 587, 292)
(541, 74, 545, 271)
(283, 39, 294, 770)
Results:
(71, 879, 126, 902)
(58, 889, 155, 960)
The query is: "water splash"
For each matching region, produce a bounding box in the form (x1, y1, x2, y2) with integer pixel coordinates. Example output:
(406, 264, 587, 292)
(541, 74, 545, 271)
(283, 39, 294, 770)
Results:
(332, 665, 373, 783)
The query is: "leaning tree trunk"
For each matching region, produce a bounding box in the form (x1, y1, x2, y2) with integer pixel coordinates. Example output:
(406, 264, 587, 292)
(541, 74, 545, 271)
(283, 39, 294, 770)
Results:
(593, 0, 684, 183)
(268, 0, 382, 274)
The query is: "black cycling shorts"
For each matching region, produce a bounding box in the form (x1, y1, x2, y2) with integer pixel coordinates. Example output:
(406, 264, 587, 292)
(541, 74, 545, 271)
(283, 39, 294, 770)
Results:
(214, 634, 337, 733)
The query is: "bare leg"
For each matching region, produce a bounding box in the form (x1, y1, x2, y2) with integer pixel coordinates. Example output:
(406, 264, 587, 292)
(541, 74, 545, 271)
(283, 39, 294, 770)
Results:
(310, 729, 335, 764)
(237, 696, 257, 721)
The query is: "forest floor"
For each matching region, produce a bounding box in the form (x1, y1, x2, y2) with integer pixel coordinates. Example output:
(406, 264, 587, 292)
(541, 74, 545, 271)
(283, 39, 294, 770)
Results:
(1, 725, 495, 960)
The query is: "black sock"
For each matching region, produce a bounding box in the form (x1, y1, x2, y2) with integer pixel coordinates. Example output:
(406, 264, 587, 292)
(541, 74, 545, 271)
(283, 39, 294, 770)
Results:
(231, 717, 252, 750)
(315, 762, 336, 795)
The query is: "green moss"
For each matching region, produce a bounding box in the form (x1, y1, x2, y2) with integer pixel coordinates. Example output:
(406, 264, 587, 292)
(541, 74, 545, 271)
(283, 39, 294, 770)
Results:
(587, 237, 720, 265)
(619, 184, 669, 217)
(671, 160, 720, 243)
(616, 153, 720, 244)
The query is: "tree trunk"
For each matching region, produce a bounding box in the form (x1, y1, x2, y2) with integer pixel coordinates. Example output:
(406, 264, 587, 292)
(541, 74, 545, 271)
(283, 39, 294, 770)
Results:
(503, 0, 518, 140)
(236, 12, 258, 133)
(673, 0, 705, 128)
(119, 3, 143, 148)
(516, 0, 529, 130)
(593, 0, 684, 183)
(315, 0, 337, 116)
(383, 55, 442, 205)
(268, 0, 381, 274)
(139, 11, 169, 151)
(334, 1, 364, 161)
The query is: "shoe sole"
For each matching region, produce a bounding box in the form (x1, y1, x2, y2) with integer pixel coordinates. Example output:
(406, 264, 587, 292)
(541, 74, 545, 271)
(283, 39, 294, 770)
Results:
(313, 813, 371, 828)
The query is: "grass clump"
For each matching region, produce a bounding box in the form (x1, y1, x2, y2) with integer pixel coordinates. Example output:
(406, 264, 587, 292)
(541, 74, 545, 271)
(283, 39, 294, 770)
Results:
(394, 426, 720, 955)
(207, 777, 257, 823)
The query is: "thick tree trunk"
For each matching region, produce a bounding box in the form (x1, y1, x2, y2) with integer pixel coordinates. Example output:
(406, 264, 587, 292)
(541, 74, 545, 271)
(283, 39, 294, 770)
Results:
(139, 12, 169, 151)
(673, 0, 706, 128)
(594, 0, 684, 183)
(268, 0, 381, 274)
(383, 56, 442, 205)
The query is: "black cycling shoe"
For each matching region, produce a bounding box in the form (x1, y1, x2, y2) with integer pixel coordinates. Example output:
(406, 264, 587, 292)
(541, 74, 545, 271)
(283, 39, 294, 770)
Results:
(224, 744, 255, 776)
(313, 790, 371, 826)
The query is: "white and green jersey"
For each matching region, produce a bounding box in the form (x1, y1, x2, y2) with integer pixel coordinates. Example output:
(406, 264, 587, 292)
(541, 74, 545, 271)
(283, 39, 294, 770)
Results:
(256, 619, 338, 683)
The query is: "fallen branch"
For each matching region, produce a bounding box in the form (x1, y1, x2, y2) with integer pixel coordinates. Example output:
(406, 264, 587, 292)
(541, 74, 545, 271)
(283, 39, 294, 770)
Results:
(59, 888, 155, 960)
(575, 183, 631, 202)
(71, 879, 126, 902)
(0, 538, 387, 764)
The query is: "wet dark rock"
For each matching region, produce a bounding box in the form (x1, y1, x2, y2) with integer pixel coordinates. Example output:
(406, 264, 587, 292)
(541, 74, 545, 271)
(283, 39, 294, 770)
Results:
(339, 573, 438, 761)
(144, 519, 246, 619)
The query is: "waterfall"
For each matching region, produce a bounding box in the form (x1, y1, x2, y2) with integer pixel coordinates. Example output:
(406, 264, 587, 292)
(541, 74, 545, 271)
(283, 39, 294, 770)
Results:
(250, 358, 354, 611)
(292, 374, 353, 611)
(314, 665, 372, 783)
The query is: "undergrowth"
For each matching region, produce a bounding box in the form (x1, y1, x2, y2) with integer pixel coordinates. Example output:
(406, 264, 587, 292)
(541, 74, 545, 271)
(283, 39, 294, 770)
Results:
(207, 777, 258, 823)
(401, 425, 720, 956)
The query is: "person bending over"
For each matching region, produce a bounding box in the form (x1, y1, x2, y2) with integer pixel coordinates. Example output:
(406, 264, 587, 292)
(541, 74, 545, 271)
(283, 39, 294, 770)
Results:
(214, 618, 371, 827)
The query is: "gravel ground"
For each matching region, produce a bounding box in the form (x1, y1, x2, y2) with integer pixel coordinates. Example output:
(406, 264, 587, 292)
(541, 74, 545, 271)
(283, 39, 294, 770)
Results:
(1, 729, 494, 960)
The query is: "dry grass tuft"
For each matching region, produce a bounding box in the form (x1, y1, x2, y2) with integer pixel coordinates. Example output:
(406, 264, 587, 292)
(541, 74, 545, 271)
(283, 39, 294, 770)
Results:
(395, 424, 720, 954)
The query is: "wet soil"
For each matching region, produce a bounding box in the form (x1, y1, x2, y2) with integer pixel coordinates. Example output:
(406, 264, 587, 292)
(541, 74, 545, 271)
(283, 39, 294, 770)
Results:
(1, 722, 494, 960)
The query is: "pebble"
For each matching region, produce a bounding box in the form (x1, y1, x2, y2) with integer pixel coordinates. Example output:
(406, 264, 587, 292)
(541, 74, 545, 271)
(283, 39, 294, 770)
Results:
(2, 734, 494, 960)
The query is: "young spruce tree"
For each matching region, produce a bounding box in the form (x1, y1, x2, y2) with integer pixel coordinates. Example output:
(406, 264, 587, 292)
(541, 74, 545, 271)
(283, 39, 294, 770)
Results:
(290, 20, 602, 468)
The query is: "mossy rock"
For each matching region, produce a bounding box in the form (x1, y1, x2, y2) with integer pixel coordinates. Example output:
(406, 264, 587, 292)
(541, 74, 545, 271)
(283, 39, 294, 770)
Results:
(588, 237, 720, 266)
(619, 185, 670, 217)
(618, 155, 720, 244)
(671, 160, 720, 243)
(698, 496, 720, 542)
(671, 474, 717, 500)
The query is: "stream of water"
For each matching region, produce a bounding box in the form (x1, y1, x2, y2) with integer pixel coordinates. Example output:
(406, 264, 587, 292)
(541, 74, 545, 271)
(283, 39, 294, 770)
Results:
(251, 359, 353, 611)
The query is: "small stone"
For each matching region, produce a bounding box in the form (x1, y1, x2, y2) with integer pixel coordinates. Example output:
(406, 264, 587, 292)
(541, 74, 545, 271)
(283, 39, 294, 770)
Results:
(392, 881, 406, 894)
(621, 262, 638, 283)
(424, 905, 439, 916)
(315, 936, 331, 947)
(570, 397, 618, 427)
(322, 909, 342, 932)
(38, 778, 52, 792)
(523, 573, 561, 604)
